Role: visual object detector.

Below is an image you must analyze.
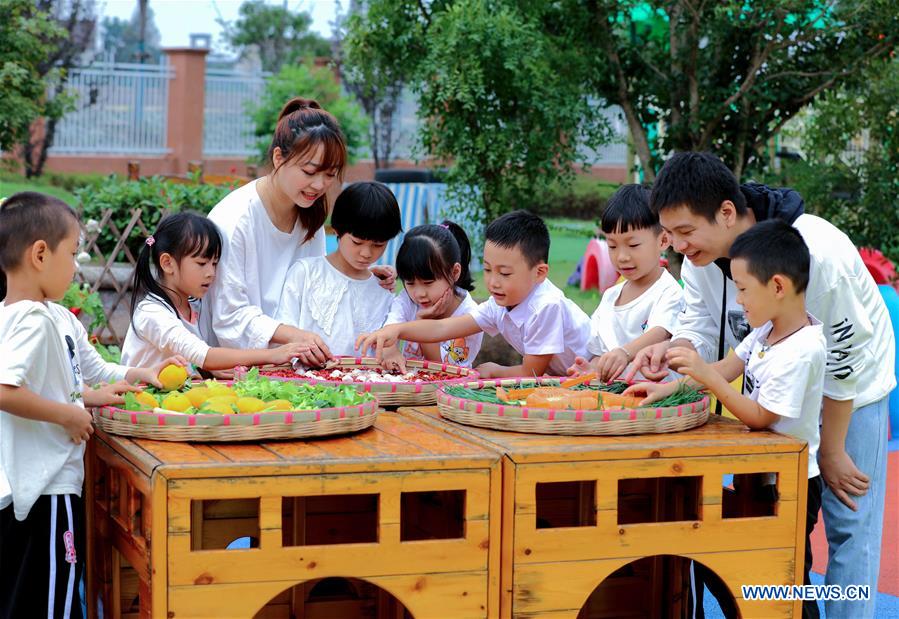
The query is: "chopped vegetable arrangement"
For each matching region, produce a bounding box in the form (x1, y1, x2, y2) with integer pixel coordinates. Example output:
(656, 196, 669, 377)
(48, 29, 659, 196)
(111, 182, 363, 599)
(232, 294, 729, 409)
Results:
(121, 368, 374, 415)
(443, 380, 702, 410)
(265, 367, 460, 383)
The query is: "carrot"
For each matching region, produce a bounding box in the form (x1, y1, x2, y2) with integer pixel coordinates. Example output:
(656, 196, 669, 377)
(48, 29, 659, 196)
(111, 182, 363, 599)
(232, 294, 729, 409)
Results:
(496, 386, 537, 401)
(560, 372, 597, 389)
(525, 388, 598, 410)
(596, 391, 643, 410)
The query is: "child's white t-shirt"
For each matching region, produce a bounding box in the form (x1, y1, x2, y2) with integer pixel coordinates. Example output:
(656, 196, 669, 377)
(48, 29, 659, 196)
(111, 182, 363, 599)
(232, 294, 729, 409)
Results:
(470, 279, 591, 376)
(0, 301, 129, 520)
(385, 289, 484, 367)
(121, 295, 210, 368)
(734, 315, 826, 479)
(587, 270, 683, 357)
(205, 179, 326, 349)
(274, 256, 394, 357)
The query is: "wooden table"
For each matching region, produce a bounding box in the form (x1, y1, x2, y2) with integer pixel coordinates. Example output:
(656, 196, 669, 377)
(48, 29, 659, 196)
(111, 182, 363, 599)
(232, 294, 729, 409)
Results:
(399, 407, 809, 619)
(86, 411, 502, 619)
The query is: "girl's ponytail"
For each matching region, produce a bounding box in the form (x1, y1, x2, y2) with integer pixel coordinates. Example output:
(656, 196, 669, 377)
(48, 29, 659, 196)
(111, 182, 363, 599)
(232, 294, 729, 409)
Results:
(0, 268, 6, 301)
(442, 220, 474, 292)
(130, 237, 179, 320)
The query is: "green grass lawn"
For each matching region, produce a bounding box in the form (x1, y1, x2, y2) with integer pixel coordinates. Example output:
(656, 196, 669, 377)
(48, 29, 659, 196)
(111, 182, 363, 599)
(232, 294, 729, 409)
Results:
(0, 179, 77, 204)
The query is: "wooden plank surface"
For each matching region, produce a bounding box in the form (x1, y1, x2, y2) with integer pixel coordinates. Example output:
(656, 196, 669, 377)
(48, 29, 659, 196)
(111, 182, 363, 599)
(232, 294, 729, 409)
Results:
(400, 407, 805, 464)
(169, 571, 490, 619)
(511, 548, 797, 617)
(95, 412, 500, 480)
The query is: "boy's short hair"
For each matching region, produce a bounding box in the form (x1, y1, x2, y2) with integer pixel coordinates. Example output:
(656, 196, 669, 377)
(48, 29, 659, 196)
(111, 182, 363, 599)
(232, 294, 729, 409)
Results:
(600, 184, 660, 234)
(330, 181, 402, 242)
(729, 219, 810, 293)
(485, 210, 549, 267)
(650, 152, 747, 222)
(0, 192, 79, 298)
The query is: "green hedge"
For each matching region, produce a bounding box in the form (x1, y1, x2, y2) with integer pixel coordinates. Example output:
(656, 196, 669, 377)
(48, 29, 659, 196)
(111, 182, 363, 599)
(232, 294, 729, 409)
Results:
(74, 176, 235, 260)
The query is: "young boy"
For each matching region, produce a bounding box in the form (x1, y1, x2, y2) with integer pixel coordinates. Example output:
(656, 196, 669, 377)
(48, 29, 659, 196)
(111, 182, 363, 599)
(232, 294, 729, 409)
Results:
(567, 184, 682, 382)
(0, 192, 181, 618)
(356, 210, 591, 377)
(627, 152, 893, 616)
(626, 220, 825, 618)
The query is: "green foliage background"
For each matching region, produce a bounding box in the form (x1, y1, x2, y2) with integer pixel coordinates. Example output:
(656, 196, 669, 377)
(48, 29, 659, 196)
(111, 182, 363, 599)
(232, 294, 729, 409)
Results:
(248, 61, 369, 166)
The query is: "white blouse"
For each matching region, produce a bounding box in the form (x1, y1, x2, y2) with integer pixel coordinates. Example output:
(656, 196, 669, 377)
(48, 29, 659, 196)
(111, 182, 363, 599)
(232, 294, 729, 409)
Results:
(274, 256, 394, 357)
(204, 179, 326, 349)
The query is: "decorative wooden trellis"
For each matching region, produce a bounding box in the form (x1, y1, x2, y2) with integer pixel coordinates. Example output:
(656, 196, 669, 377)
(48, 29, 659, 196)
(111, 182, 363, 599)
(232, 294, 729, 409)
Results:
(74, 207, 169, 344)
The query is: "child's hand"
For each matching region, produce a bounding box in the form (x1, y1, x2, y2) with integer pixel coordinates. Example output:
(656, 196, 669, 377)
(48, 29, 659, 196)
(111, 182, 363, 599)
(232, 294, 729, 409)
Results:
(129, 355, 190, 388)
(268, 342, 312, 366)
(622, 381, 679, 405)
(566, 356, 593, 377)
(594, 348, 630, 383)
(416, 286, 454, 320)
(625, 341, 671, 382)
(356, 326, 401, 360)
(61, 403, 94, 444)
(379, 346, 408, 373)
(83, 380, 142, 407)
(293, 330, 333, 367)
(666, 347, 713, 385)
(371, 265, 397, 291)
(475, 362, 504, 379)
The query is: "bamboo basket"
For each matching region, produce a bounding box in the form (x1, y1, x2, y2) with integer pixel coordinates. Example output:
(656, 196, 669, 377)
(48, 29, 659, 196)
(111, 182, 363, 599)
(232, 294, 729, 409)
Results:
(255, 357, 479, 407)
(436, 378, 710, 436)
(92, 399, 379, 442)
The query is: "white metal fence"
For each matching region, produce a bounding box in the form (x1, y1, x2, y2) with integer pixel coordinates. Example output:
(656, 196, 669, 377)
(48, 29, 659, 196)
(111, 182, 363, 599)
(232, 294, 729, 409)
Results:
(50, 61, 173, 155)
(203, 68, 267, 157)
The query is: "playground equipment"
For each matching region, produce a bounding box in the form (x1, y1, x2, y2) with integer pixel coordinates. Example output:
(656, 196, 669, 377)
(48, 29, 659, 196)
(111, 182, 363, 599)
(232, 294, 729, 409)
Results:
(580, 239, 619, 293)
(860, 247, 898, 285)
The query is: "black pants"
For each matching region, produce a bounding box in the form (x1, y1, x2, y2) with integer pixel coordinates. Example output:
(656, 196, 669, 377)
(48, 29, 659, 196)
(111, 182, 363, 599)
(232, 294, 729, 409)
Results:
(0, 494, 85, 619)
(690, 475, 824, 618)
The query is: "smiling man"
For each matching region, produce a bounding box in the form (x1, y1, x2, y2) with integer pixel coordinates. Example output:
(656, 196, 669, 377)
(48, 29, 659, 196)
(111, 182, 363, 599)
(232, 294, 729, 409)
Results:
(628, 151, 894, 618)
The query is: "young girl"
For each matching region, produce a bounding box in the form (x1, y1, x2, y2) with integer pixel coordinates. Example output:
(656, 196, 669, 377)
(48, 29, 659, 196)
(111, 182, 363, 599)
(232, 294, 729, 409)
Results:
(121, 212, 305, 370)
(380, 221, 483, 371)
(274, 182, 402, 358)
(204, 97, 394, 368)
(568, 184, 682, 382)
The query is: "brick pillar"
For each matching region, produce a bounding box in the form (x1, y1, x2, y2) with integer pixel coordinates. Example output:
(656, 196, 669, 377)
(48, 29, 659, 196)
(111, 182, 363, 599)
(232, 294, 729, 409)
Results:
(164, 48, 208, 175)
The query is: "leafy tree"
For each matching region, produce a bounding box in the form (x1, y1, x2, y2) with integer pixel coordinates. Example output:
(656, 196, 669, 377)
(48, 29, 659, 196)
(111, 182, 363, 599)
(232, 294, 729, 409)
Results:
(223, 0, 332, 73)
(4, 0, 97, 178)
(772, 57, 899, 261)
(99, 4, 162, 64)
(345, 1, 896, 207)
(0, 0, 66, 153)
(344, 0, 610, 224)
(248, 61, 369, 165)
(577, 0, 896, 180)
(339, 0, 407, 169)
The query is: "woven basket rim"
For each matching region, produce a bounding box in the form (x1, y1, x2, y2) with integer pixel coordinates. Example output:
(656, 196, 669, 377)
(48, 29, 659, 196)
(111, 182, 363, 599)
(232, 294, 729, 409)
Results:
(257, 356, 479, 391)
(95, 398, 379, 428)
(93, 408, 377, 442)
(437, 377, 710, 421)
